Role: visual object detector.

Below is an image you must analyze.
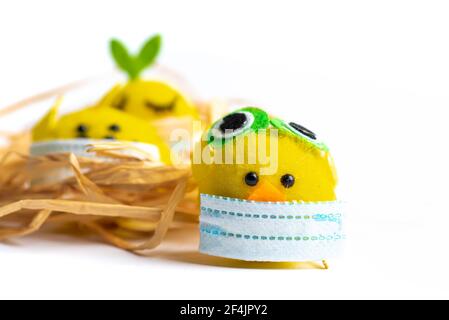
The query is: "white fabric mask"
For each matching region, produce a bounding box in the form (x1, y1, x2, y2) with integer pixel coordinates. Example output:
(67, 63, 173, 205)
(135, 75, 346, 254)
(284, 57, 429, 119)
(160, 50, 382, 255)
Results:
(199, 194, 345, 262)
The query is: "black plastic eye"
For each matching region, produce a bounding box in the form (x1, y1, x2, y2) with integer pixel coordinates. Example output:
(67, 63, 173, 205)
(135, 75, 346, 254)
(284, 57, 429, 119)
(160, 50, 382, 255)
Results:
(219, 113, 248, 133)
(209, 111, 255, 141)
(289, 122, 316, 140)
(76, 124, 88, 138)
(76, 124, 88, 133)
(109, 124, 120, 132)
(245, 172, 259, 187)
(281, 174, 295, 188)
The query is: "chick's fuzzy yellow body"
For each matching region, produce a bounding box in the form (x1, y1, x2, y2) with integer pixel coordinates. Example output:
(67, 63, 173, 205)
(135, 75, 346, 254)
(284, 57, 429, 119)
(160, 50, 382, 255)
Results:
(192, 107, 337, 202)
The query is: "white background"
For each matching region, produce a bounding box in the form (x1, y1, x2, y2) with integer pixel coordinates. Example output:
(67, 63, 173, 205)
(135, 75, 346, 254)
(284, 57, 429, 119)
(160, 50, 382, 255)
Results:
(1, 0, 449, 299)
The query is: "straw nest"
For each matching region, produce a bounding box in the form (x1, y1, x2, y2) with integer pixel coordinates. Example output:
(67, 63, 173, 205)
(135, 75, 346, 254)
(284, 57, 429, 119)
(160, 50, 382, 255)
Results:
(0, 83, 226, 255)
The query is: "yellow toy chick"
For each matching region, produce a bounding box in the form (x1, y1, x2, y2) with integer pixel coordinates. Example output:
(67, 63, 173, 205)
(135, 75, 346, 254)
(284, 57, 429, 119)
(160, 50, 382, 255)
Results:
(192, 107, 337, 202)
(32, 99, 171, 163)
(106, 34, 198, 121)
(193, 107, 344, 264)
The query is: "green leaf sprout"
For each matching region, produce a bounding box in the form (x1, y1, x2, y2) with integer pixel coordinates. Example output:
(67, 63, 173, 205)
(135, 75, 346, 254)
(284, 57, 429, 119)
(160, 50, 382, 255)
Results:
(110, 34, 162, 80)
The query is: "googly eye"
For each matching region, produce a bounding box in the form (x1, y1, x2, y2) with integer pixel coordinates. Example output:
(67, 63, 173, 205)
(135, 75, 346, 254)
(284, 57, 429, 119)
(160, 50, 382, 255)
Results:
(286, 122, 317, 140)
(270, 118, 328, 151)
(207, 108, 270, 144)
(209, 111, 255, 141)
(244, 172, 259, 186)
(280, 174, 295, 188)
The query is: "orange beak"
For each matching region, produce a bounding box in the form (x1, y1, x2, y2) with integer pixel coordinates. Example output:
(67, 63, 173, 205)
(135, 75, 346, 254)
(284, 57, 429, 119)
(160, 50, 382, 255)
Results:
(247, 181, 286, 202)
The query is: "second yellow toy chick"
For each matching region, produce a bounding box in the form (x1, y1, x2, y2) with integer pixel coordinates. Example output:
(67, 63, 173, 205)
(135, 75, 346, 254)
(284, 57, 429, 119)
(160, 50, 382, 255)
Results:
(105, 34, 198, 122)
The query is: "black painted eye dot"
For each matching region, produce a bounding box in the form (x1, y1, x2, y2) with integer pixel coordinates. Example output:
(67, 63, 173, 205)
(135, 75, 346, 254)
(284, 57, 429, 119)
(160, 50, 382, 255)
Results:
(289, 122, 317, 140)
(109, 124, 120, 132)
(76, 124, 88, 138)
(76, 124, 88, 133)
(281, 174, 295, 188)
(245, 172, 259, 187)
(219, 113, 248, 133)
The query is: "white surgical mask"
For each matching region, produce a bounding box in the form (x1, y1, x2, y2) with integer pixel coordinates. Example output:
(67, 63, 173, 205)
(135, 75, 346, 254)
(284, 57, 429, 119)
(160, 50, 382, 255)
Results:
(31, 139, 161, 161)
(29, 139, 162, 184)
(199, 193, 345, 262)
